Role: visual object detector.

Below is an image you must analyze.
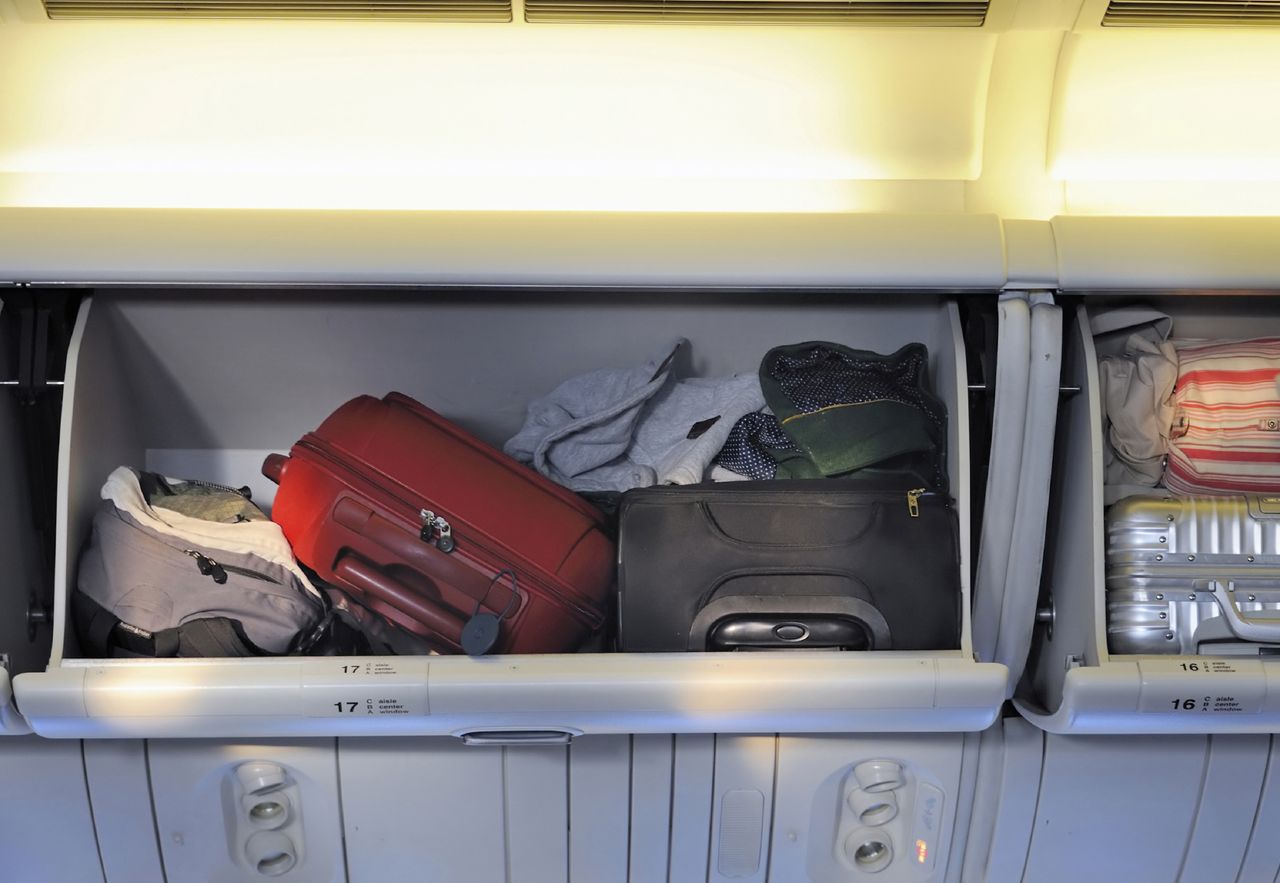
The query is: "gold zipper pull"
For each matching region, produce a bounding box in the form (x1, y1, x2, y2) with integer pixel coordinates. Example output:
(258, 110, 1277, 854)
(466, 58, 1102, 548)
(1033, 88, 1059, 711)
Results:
(907, 488, 927, 518)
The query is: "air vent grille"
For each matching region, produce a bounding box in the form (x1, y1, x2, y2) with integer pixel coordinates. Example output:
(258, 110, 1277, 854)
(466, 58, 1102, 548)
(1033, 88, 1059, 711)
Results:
(43, 0, 511, 19)
(524, 0, 987, 25)
(1103, 0, 1280, 26)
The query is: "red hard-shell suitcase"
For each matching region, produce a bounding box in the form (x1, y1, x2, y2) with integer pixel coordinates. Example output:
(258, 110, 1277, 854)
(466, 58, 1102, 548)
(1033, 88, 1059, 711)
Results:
(262, 393, 613, 654)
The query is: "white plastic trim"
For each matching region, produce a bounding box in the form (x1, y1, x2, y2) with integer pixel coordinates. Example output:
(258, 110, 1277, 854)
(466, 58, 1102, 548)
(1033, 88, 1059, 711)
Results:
(972, 295, 1030, 665)
(15, 655, 1007, 738)
(1016, 661, 1280, 735)
(0, 208, 1007, 289)
(1053, 216, 1280, 291)
(994, 293, 1061, 694)
(0, 669, 32, 735)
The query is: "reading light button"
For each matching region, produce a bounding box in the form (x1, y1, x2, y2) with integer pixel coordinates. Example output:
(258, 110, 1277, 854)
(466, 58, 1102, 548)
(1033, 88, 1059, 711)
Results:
(773, 624, 809, 642)
(910, 783, 944, 871)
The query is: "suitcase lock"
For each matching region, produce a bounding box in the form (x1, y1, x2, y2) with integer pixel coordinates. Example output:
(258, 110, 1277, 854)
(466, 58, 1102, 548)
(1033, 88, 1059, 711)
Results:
(419, 509, 455, 553)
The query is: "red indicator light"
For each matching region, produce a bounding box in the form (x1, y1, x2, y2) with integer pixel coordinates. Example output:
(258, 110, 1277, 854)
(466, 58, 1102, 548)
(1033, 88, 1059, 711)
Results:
(916, 839, 929, 863)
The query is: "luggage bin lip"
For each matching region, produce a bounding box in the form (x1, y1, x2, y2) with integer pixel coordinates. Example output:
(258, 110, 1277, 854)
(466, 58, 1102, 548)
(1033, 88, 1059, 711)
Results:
(1023, 300, 1280, 735)
(13, 654, 1009, 738)
(0, 208, 1010, 291)
(48, 647, 975, 668)
(24, 288, 999, 738)
(0, 669, 33, 735)
(1015, 659, 1280, 736)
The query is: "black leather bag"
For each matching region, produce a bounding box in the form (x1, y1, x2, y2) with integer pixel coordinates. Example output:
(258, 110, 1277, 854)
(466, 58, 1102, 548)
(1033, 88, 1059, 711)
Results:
(617, 480, 961, 652)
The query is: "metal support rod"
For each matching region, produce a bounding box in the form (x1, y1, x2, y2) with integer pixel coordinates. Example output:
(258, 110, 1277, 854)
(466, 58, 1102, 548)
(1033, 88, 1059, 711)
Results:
(968, 383, 1080, 395)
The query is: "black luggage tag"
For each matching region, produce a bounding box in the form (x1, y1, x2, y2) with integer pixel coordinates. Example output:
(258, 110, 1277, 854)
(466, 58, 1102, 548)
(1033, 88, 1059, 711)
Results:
(461, 614, 502, 657)
(462, 570, 519, 657)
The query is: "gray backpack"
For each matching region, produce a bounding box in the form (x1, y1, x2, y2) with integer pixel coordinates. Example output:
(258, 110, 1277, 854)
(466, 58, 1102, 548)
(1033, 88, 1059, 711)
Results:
(75, 468, 327, 658)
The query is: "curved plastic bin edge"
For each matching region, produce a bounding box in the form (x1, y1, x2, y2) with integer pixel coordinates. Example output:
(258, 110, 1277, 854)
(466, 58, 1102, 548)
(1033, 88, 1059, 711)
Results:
(13, 657, 1009, 739)
(1053, 216, 1280, 291)
(0, 669, 33, 736)
(1015, 664, 1280, 735)
(0, 208, 1008, 290)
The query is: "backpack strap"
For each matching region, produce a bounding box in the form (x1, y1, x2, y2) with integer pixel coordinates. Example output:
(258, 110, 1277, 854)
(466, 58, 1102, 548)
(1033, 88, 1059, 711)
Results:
(172, 619, 263, 658)
(73, 590, 264, 658)
(74, 591, 124, 658)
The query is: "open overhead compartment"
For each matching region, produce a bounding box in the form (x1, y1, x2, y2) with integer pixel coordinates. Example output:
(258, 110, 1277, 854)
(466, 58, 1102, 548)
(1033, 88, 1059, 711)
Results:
(1019, 293, 1280, 734)
(2, 256, 1011, 737)
(17, 289, 1003, 737)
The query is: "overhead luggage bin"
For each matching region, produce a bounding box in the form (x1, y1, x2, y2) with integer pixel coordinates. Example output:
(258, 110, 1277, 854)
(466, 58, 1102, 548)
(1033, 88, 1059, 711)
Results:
(1018, 292, 1280, 735)
(0, 209, 1010, 738)
(0, 208, 1008, 291)
(1052, 218, 1280, 293)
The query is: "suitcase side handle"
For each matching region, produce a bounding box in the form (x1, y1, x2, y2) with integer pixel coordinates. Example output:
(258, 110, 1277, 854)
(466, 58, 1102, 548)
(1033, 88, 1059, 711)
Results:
(687, 595, 892, 651)
(334, 555, 467, 651)
(708, 617, 874, 651)
(1210, 580, 1280, 643)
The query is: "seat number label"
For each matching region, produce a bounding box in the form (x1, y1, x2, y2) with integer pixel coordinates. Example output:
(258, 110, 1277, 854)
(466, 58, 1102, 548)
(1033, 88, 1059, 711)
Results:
(1138, 658, 1266, 714)
(302, 659, 429, 717)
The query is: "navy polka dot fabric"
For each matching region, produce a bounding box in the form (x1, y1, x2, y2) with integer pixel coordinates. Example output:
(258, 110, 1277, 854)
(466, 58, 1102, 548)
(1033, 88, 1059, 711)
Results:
(714, 411, 798, 480)
(771, 344, 942, 424)
(715, 343, 946, 484)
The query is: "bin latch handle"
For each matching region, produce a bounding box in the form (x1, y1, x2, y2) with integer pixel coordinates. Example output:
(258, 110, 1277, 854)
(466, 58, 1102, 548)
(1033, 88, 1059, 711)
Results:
(456, 729, 578, 747)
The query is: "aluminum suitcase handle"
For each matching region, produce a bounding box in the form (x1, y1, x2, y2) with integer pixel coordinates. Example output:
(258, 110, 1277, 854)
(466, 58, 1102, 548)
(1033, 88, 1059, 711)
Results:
(1209, 580, 1280, 643)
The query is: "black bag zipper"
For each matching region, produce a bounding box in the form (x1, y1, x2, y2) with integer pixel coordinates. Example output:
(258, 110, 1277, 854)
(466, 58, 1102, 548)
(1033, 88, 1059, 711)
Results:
(183, 549, 280, 586)
(183, 479, 253, 499)
(145, 472, 253, 501)
(634, 484, 947, 518)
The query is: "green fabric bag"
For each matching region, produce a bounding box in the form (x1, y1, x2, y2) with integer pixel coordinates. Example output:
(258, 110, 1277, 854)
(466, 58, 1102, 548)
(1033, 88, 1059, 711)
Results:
(759, 341, 947, 489)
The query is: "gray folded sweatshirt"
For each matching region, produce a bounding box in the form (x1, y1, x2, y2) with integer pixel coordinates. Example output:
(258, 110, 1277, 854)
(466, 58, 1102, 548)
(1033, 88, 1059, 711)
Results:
(504, 339, 765, 493)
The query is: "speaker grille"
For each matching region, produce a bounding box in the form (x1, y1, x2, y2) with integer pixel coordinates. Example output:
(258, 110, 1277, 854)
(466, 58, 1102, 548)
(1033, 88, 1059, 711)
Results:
(43, 0, 511, 20)
(1103, 0, 1280, 26)
(525, 0, 988, 25)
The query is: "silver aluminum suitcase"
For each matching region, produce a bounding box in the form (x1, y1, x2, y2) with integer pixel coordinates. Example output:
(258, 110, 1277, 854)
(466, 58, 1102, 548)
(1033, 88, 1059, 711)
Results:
(1107, 494, 1280, 655)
